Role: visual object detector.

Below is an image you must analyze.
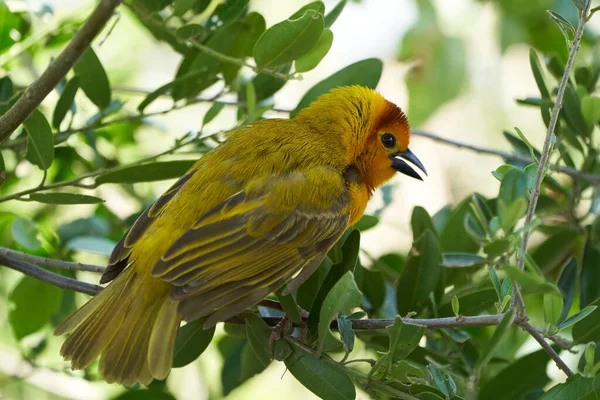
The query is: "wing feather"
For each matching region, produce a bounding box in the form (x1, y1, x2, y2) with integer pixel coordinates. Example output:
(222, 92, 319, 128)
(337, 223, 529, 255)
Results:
(152, 167, 351, 324)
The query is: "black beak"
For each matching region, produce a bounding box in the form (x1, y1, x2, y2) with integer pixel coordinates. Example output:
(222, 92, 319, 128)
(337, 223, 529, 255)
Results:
(389, 148, 427, 180)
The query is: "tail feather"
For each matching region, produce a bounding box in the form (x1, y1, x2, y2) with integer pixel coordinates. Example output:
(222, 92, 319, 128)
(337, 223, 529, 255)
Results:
(54, 268, 179, 386)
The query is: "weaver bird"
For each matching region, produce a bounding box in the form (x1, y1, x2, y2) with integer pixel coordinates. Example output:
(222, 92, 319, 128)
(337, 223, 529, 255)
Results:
(55, 85, 426, 385)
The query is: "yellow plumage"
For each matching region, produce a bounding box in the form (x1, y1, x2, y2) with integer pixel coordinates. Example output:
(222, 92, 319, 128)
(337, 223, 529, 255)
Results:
(55, 86, 424, 385)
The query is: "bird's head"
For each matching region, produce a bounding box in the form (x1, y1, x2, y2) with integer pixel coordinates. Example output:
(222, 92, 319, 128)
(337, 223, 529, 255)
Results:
(295, 86, 426, 191)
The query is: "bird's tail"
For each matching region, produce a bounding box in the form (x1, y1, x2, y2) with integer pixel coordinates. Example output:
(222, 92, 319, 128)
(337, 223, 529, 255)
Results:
(54, 268, 180, 386)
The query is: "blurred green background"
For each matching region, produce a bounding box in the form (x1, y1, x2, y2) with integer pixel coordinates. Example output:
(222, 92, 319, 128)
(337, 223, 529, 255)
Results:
(0, 0, 599, 399)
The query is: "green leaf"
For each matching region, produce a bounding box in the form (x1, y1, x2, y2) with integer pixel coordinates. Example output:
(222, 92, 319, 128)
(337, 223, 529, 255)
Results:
(557, 258, 577, 322)
(74, 47, 111, 109)
(543, 292, 563, 329)
(205, 0, 250, 33)
(504, 265, 562, 296)
(285, 342, 356, 400)
(386, 316, 425, 366)
(573, 298, 600, 344)
(451, 295, 460, 317)
(28, 193, 104, 205)
(396, 231, 441, 315)
(489, 267, 502, 300)
(245, 313, 291, 363)
(324, 0, 347, 27)
(440, 198, 479, 253)
(172, 319, 215, 367)
(484, 239, 512, 258)
(292, 58, 383, 117)
(529, 49, 550, 99)
(297, 256, 332, 311)
(360, 266, 385, 313)
(539, 374, 600, 400)
(11, 217, 41, 251)
(289, 1, 325, 19)
(547, 10, 575, 47)
(581, 96, 600, 125)
(501, 277, 513, 299)
(240, 342, 267, 381)
(533, 228, 580, 273)
(254, 10, 324, 68)
(173, 0, 197, 16)
(175, 24, 207, 41)
(427, 365, 457, 399)
(202, 102, 225, 127)
(0, 76, 14, 116)
(308, 230, 360, 337)
(475, 308, 516, 373)
(557, 306, 597, 331)
(276, 289, 302, 324)
(580, 237, 600, 308)
(317, 271, 362, 354)
(563, 84, 591, 136)
(354, 214, 379, 232)
(337, 315, 354, 354)
(441, 252, 486, 268)
(219, 336, 246, 396)
(95, 160, 195, 185)
(52, 77, 79, 129)
(9, 277, 62, 340)
(295, 28, 333, 72)
(25, 109, 54, 171)
(411, 206, 437, 240)
(480, 349, 552, 399)
(245, 313, 272, 367)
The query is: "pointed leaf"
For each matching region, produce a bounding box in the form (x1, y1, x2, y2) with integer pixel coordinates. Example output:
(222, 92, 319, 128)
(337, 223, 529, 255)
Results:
(475, 308, 516, 372)
(28, 193, 104, 205)
(285, 342, 355, 400)
(52, 77, 79, 129)
(317, 271, 362, 353)
(292, 58, 383, 117)
(74, 47, 111, 109)
(25, 109, 54, 170)
(172, 320, 215, 367)
(254, 10, 324, 68)
(295, 28, 333, 72)
(95, 160, 196, 185)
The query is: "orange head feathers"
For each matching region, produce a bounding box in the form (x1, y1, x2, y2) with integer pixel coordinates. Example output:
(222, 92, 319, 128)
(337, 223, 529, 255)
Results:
(295, 86, 426, 191)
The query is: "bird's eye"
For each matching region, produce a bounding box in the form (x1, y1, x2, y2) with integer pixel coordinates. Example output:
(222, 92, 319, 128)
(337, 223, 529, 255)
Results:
(381, 133, 396, 148)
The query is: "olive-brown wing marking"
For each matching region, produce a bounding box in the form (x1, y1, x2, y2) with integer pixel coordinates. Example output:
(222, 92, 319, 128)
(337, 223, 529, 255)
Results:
(151, 169, 350, 327)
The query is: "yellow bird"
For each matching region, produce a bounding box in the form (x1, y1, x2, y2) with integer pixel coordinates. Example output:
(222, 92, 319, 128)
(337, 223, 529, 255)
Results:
(55, 86, 426, 385)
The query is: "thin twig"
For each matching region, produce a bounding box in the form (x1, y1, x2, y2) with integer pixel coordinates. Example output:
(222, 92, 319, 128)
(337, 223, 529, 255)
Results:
(411, 129, 600, 185)
(512, 1, 591, 314)
(518, 1, 591, 270)
(0, 0, 123, 144)
(0, 256, 102, 296)
(519, 321, 574, 376)
(188, 40, 298, 81)
(0, 247, 105, 273)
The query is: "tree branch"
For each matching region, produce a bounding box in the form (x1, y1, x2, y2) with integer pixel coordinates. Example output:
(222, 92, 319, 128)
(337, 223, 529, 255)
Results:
(411, 129, 600, 185)
(0, 255, 102, 296)
(519, 321, 574, 376)
(518, 1, 591, 273)
(0, 0, 123, 145)
(0, 247, 105, 273)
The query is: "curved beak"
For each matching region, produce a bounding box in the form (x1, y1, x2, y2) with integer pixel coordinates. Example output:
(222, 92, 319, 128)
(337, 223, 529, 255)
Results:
(389, 148, 427, 180)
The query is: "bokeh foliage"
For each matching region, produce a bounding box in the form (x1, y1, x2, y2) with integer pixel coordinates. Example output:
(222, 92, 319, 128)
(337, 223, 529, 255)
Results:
(1, 0, 600, 399)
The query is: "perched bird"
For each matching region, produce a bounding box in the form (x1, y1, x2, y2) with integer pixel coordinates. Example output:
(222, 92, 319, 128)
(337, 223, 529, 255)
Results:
(54, 86, 426, 385)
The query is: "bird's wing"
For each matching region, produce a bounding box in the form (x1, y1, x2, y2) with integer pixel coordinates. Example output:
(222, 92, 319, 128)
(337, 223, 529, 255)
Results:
(100, 166, 199, 284)
(151, 166, 351, 327)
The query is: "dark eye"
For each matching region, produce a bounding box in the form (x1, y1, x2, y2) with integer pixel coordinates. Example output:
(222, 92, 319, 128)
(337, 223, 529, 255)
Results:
(381, 133, 396, 148)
